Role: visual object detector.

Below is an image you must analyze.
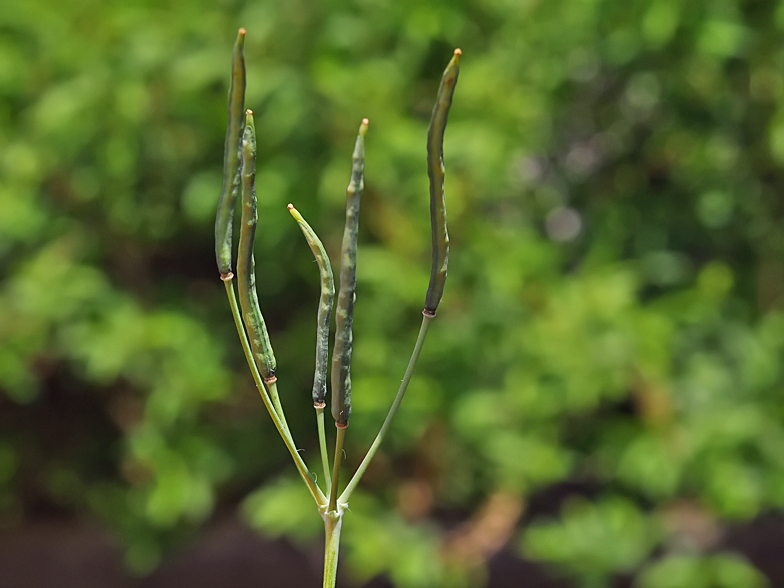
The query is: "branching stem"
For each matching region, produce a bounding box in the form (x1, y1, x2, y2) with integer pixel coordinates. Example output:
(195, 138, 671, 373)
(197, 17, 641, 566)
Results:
(316, 404, 332, 492)
(266, 380, 294, 447)
(329, 425, 347, 512)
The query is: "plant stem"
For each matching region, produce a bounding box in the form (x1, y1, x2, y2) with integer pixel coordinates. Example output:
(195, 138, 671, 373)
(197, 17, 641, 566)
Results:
(267, 380, 294, 447)
(329, 424, 347, 512)
(316, 405, 332, 492)
(322, 510, 343, 588)
(223, 277, 327, 507)
(339, 313, 433, 504)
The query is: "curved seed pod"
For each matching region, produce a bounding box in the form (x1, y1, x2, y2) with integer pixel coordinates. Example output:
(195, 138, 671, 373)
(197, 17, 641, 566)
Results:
(424, 48, 461, 315)
(215, 28, 247, 277)
(331, 119, 368, 427)
(288, 203, 335, 406)
(238, 110, 277, 380)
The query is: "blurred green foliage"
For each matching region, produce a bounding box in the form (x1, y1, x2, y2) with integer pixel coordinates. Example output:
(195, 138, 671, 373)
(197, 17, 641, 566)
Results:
(2, 0, 784, 586)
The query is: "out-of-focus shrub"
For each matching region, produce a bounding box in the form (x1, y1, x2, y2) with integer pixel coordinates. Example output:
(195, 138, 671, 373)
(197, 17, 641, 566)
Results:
(2, 0, 784, 586)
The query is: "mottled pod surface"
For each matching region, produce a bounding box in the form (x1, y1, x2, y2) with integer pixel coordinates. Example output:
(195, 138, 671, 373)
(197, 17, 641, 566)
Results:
(238, 111, 276, 380)
(331, 119, 368, 427)
(288, 204, 335, 406)
(424, 49, 461, 314)
(215, 29, 247, 277)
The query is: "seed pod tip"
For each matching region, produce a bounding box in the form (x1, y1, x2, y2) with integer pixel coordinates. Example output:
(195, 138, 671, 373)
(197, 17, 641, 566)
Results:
(454, 48, 462, 56)
(288, 205, 304, 222)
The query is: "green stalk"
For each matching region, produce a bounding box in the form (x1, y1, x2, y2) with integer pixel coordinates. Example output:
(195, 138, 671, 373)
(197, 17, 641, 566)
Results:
(223, 278, 327, 507)
(329, 424, 347, 512)
(267, 380, 295, 448)
(322, 511, 343, 588)
(339, 313, 433, 504)
(316, 405, 332, 492)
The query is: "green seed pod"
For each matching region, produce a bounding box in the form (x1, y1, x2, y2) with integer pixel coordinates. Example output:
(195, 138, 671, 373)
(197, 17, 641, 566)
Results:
(424, 48, 461, 315)
(215, 28, 247, 278)
(238, 110, 277, 380)
(331, 119, 368, 427)
(288, 204, 335, 406)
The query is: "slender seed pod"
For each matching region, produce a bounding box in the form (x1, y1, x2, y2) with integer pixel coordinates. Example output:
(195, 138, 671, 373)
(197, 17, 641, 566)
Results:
(424, 48, 461, 315)
(288, 203, 335, 407)
(215, 28, 247, 277)
(331, 119, 368, 427)
(238, 110, 277, 381)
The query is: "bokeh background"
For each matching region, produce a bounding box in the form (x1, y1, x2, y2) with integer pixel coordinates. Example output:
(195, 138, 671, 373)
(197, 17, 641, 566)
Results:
(2, 0, 784, 586)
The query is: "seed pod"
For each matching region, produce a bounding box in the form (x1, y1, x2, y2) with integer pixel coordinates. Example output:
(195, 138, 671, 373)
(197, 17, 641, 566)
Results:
(238, 110, 276, 380)
(331, 119, 368, 427)
(288, 204, 335, 406)
(215, 28, 247, 278)
(424, 48, 461, 315)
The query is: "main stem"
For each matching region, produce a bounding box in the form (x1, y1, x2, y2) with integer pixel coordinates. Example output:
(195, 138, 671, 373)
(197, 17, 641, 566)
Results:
(322, 511, 343, 588)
